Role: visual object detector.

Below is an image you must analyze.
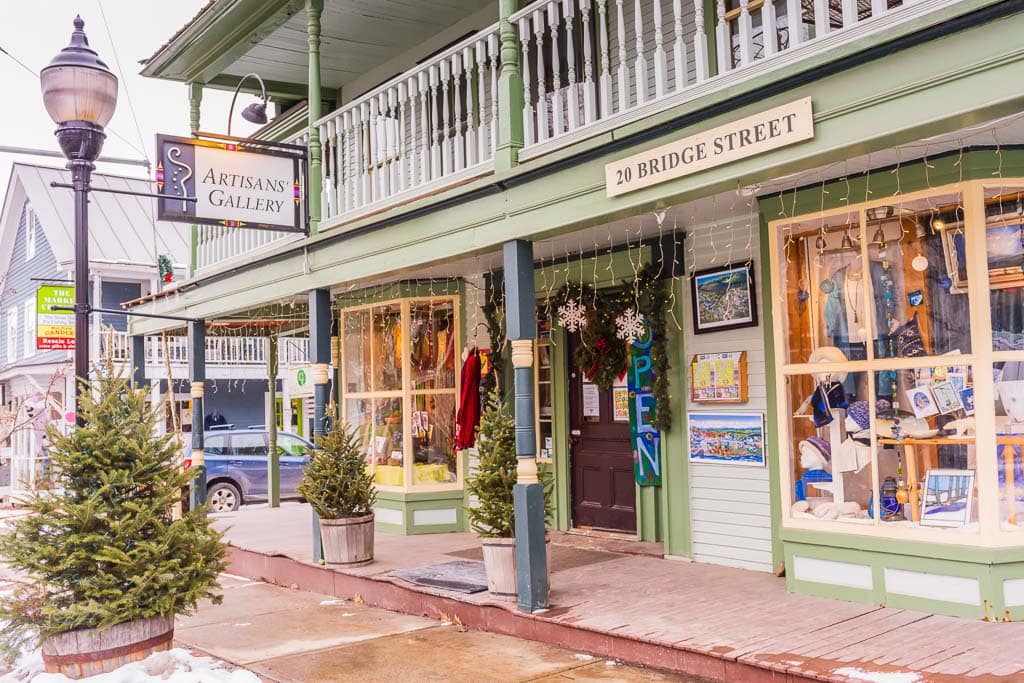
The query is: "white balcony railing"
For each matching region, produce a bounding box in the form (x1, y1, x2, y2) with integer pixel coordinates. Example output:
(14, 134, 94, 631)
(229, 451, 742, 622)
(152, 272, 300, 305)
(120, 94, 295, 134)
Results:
(512, 0, 922, 154)
(194, 225, 296, 272)
(99, 329, 310, 368)
(315, 23, 501, 224)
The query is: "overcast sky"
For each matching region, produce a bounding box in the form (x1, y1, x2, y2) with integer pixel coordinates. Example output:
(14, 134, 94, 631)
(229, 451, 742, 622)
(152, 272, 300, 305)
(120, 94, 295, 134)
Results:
(0, 0, 265, 201)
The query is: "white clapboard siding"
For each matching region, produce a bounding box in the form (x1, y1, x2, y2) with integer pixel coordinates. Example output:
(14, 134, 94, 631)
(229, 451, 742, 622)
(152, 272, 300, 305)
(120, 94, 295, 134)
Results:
(682, 218, 773, 572)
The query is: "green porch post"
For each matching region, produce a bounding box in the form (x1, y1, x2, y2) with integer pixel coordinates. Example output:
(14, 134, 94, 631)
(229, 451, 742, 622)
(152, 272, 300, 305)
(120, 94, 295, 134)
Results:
(503, 239, 549, 612)
(310, 288, 332, 562)
(130, 335, 148, 390)
(188, 320, 207, 511)
(267, 334, 280, 508)
(494, 0, 524, 172)
(306, 0, 323, 233)
(187, 82, 203, 278)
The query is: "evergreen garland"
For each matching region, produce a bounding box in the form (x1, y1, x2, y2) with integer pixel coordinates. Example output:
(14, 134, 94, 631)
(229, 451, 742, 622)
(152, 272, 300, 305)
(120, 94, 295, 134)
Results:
(480, 279, 506, 397)
(0, 370, 226, 660)
(552, 263, 673, 431)
(298, 406, 377, 519)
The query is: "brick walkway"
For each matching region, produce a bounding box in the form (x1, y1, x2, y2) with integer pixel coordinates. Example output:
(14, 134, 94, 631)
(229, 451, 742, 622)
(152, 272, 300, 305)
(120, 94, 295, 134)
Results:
(214, 503, 1024, 683)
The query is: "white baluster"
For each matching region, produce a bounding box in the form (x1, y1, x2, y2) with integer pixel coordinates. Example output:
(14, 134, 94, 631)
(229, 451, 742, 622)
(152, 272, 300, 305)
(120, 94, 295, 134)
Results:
(341, 110, 352, 212)
(715, 0, 729, 73)
(579, 0, 597, 125)
(463, 46, 477, 167)
(562, 0, 580, 131)
(428, 65, 442, 179)
(380, 92, 393, 199)
(672, 0, 687, 90)
(453, 52, 466, 172)
(397, 82, 408, 192)
(596, 0, 612, 118)
(615, 0, 629, 112)
(333, 115, 344, 213)
(652, 0, 667, 99)
(359, 102, 370, 205)
(440, 59, 452, 176)
(385, 90, 397, 197)
(489, 32, 499, 156)
(418, 71, 431, 182)
(534, 9, 550, 141)
(761, 0, 778, 57)
(547, 2, 564, 138)
(738, 0, 753, 67)
(519, 17, 535, 146)
(841, 0, 857, 29)
(633, 0, 648, 105)
(786, 0, 802, 48)
(320, 121, 332, 218)
(475, 39, 488, 159)
(870, 0, 886, 18)
(408, 77, 419, 189)
(813, 0, 829, 38)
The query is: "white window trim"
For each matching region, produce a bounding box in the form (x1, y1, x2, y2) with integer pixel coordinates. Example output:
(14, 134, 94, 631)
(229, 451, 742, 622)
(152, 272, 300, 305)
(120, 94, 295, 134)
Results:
(23, 299, 35, 358)
(6, 310, 18, 364)
(25, 205, 36, 261)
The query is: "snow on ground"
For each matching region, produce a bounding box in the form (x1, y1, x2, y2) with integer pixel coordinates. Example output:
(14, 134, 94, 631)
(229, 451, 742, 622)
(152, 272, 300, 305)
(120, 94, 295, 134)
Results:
(0, 647, 259, 683)
(833, 668, 921, 683)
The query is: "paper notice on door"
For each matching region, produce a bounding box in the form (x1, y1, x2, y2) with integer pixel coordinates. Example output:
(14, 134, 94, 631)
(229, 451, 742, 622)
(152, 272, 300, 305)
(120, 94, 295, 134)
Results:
(612, 387, 629, 422)
(582, 381, 600, 418)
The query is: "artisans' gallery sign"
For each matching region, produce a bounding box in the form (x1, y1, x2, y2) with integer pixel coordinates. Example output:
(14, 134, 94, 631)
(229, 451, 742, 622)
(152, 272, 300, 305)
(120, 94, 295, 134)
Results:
(627, 323, 662, 487)
(155, 134, 306, 233)
(37, 284, 74, 350)
(605, 97, 814, 197)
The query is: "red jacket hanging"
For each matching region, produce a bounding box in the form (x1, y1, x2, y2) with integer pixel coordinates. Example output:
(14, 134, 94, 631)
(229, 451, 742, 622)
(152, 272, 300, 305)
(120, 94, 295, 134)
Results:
(454, 348, 482, 450)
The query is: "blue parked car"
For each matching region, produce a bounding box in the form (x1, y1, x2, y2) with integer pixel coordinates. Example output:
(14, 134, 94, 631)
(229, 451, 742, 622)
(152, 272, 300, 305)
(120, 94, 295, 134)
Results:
(184, 428, 314, 513)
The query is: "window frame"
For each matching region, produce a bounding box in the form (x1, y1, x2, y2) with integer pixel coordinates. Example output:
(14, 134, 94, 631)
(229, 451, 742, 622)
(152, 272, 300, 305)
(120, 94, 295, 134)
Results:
(25, 205, 36, 261)
(768, 178, 1018, 547)
(6, 310, 18, 364)
(23, 299, 35, 358)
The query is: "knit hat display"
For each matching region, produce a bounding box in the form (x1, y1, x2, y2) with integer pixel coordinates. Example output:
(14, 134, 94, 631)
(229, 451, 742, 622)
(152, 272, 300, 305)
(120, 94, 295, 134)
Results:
(803, 436, 831, 462)
(846, 401, 870, 431)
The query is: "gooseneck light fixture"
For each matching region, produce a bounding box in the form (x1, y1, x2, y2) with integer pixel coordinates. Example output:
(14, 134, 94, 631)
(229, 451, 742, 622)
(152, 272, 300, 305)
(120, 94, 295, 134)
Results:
(40, 16, 118, 424)
(227, 73, 269, 135)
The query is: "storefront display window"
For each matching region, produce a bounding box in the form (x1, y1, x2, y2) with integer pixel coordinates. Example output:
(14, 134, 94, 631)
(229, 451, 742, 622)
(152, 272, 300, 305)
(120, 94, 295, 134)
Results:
(771, 182, 1024, 543)
(340, 296, 461, 490)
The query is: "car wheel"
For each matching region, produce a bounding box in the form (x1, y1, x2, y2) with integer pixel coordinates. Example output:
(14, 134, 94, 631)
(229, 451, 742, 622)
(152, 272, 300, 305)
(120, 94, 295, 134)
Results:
(207, 482, 242, 513)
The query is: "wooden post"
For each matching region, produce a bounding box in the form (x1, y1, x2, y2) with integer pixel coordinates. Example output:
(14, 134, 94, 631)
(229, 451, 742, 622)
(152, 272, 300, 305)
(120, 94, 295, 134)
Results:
(130, 335, 148, 390)
(188, 320, 206, 511)
(495, 0, 525, 171)
(306, 0, 324, 233)
(309, 288, 332, 562)
(503, 240, 549, 612)
(267, 334, 280, 508)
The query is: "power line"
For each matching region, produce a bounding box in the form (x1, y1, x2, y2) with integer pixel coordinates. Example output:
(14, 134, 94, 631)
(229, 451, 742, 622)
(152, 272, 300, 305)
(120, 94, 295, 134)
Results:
(96, 0, 150, 165)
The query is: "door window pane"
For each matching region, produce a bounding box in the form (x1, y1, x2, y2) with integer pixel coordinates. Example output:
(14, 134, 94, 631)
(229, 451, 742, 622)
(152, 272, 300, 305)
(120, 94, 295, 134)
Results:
(232, 433, 267, 455)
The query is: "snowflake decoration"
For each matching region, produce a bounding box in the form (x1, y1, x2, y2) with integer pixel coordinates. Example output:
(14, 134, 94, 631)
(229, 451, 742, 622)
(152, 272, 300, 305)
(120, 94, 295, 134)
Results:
(557, 299, 588, 333)
(615, 308, 646, 344)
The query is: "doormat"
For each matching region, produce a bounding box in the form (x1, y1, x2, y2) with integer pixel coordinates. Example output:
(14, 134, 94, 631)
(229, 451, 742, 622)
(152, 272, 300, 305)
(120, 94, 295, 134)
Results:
(389, 560, 488, 594)
(446, 545, 621, 573)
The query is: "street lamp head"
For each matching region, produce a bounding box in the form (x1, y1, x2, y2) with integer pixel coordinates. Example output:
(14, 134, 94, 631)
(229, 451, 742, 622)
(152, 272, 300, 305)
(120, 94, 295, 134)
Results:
(40, 16, 118, 134)
(227, 73, 269, 136)
(241, 101, 269, 126)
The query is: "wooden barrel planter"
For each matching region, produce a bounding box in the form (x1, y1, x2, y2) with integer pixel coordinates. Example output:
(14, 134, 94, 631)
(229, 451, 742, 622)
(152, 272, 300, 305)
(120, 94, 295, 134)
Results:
(320, 513, 374, 566)
(41, 616, 174, 679)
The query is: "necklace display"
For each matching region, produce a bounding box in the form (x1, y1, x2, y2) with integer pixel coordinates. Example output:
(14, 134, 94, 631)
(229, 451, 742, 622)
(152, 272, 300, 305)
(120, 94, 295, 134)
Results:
(845, 270, 863, 324)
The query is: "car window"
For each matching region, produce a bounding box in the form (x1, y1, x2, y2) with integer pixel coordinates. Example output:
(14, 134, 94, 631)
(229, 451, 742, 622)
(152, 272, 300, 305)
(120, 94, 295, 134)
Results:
(276, 434, 310, 457)
(205, 435, 229, 455)
(232, 433, 267, 456)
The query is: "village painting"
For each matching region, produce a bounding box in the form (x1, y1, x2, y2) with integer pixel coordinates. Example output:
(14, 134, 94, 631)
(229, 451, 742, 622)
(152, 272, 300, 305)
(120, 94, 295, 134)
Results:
(691, 263, 757, 334)
(688, 412, 766, 466)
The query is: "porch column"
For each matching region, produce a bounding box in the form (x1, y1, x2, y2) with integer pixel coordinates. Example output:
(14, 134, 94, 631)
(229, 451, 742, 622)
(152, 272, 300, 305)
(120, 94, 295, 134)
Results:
(306, 0, 324, 232)
(267, 334, 280, 508)
(130, 335, 148, 390)
(309, 288, 332, 562)
(503, 239, 549, 612)
(494, 0, 525, 171)
(187, 82, 203, 278)
(188, 320, 207, 511)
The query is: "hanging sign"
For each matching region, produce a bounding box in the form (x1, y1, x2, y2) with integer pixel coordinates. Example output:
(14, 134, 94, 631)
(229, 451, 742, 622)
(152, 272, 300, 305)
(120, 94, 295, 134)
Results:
(605, 97, 814, 197)
(36, 284, 75, 351)
(285, 366, 315, 398)
(627, 322, 662, 487)
(155, 134, 306, 233)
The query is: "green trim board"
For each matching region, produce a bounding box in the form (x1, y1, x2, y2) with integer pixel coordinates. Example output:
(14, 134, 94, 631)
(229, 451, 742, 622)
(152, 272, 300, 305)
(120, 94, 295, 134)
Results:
(759, 216, 784, 570)
(374, 487, 468, 535)
(661, 276, 692, 558)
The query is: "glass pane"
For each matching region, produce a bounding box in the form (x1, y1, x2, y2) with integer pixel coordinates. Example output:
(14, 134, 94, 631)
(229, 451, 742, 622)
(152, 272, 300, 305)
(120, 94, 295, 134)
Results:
(276, 433, 310, 456)
(868, 193, 971, 359)
(343, 309, 371, 393)
(411, 392, 457, 485)
(986, 189, 1024, 352)
(344, 398, 375, 469)
(409, 300, 457, 390)
(372, 304, 403, 391)
(372, 397, 404, 487)
(994, 360, 1024, 530)
(231, 432, 267, 455)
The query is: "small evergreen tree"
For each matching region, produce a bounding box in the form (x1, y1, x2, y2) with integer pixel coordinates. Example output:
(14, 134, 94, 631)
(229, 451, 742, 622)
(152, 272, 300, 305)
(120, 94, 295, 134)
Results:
(0, 369, 226, 660)
(298, 407, 376, 519)
(465, 392, 518, 538)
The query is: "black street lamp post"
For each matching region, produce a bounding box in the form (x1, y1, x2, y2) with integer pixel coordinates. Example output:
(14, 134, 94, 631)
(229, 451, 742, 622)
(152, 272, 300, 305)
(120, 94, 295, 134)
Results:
(40, 16, 118, 422)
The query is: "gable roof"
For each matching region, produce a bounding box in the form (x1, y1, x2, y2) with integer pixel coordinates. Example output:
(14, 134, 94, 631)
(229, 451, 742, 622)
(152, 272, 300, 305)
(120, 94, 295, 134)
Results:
(0, 163, 189, 274)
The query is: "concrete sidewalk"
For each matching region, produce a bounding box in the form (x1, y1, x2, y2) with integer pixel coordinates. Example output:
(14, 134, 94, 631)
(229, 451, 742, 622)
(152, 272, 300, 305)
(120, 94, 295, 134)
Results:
(176, 574, 702, 682)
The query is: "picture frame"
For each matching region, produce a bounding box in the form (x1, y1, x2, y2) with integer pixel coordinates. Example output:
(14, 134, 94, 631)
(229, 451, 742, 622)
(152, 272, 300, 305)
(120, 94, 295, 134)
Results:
(690, 352, 749, 403)
(920, 469, 975, 528)
(931, 381, 963, 415)
(960, 387, 975, 416)
(690, 262, 758, 335)
(906, 386, 939, 419)
(687, 412, 765, 467)
(942, 213, 1024, 294)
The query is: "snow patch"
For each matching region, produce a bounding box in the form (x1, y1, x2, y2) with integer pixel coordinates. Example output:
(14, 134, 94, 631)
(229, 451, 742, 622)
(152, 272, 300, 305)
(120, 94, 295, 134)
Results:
(319, 599, 346, 605)
(573, 654, 595, 661)
(0, 647, 260, 683)
(833, 668, 921, 683)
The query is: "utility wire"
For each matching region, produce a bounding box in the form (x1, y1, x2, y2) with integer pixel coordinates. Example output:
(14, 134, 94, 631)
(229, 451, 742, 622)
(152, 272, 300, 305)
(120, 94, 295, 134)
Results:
(96, 0, 150, 166)
(0, 41, 150, 161)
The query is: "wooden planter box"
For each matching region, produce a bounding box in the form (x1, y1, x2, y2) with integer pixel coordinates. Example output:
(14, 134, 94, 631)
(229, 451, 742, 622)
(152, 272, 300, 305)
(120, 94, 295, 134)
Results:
(320, 513, 375, 566)
(41, 615, 174, 679)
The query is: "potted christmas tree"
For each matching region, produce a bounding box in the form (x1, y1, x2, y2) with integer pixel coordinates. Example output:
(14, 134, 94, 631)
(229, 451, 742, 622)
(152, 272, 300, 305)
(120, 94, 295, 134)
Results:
(465, 391, 549, 597)
(0, 370, 226, 678)
(298, 408, 377, 565)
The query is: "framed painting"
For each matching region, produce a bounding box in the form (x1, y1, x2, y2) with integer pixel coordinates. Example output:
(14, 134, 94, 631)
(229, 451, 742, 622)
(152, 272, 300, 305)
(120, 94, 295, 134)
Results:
(691, 262, 758, 335)
(920, 469, 975, 528)
(687, 412, 765, 467)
